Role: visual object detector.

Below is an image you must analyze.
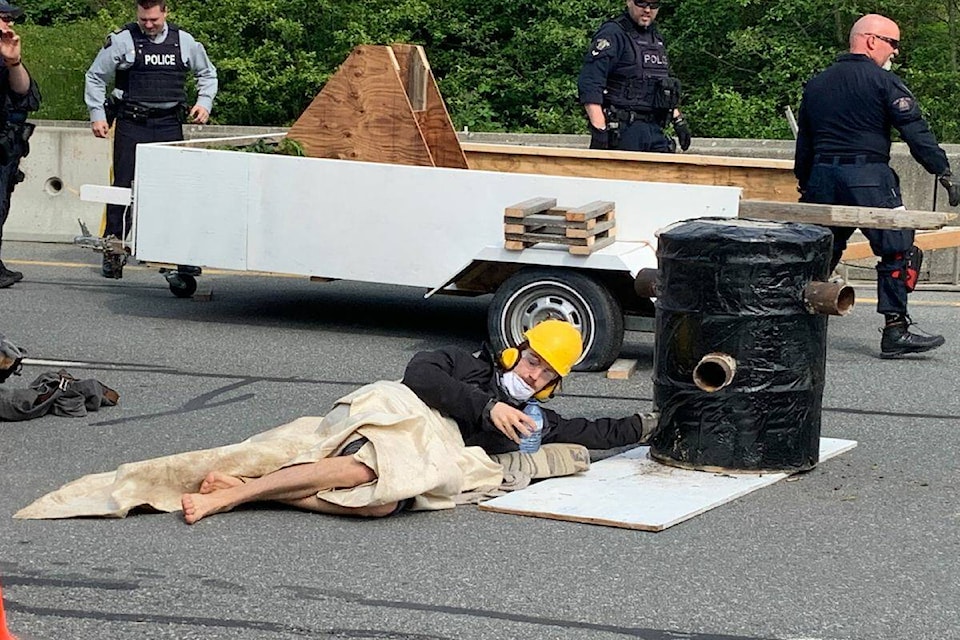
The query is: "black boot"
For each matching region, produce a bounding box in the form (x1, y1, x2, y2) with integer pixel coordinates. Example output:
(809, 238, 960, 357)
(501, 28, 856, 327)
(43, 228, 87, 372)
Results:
(880, 318, 945, 359)
(0, 261, 22, 282)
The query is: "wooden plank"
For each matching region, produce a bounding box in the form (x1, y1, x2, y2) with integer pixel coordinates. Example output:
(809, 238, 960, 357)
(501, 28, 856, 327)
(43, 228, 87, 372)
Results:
(605, 358, 637, 380)
(565, 219, 615, 239)
(504, 212, 610, 229)
(842, 227, 960, 262)
(395, 44, 428, 111)
(478, 438, 857, 531)
(504, 197, 557, 218)
(504, 219, 614, 238)
(463, 143, 798, 202)
(287, 46, 435, 166)
(565, 200, 615, 222)
(568, 234, 616, 255)
(505, 227, 614, 247)
(739, 200, 955, 230)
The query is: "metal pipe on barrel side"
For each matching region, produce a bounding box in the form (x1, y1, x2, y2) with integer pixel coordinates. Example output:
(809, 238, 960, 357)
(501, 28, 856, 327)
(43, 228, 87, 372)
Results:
(692, 352, 737, 392)
(634, 268, 659, 298)
(804, 281, 855, 316)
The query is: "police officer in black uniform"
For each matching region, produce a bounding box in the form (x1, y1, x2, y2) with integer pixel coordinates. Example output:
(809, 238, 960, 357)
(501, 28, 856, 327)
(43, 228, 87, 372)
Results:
(577, 0, 691, 153)
(795, 13, 960, 359)
(84, 0, 217, 278)
(0, 0, 39, 289)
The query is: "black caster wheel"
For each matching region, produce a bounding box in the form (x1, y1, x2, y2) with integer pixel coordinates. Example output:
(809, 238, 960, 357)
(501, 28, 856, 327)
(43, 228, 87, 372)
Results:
(165, 272, 197, 298)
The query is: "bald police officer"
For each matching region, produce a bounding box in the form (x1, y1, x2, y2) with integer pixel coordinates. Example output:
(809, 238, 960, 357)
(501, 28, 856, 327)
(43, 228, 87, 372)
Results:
(795, 14, 959, 359)
(85, 0, 217, 278)
(577, 0, 690, 153)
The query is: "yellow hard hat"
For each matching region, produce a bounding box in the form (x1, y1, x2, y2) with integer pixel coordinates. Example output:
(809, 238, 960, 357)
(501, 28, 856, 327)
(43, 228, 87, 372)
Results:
(524, 319, 583, 377)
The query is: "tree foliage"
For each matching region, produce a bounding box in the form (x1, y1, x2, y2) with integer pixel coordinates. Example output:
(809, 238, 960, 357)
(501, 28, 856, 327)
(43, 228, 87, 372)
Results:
(15, 0, 960, 141)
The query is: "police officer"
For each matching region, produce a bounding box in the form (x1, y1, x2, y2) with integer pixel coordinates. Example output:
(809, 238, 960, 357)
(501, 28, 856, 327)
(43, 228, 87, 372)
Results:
(577, 0, 691, 153)
(0, 0, 39, 289)
(795, 13, 960, 359)
(85, 0, 217, 278)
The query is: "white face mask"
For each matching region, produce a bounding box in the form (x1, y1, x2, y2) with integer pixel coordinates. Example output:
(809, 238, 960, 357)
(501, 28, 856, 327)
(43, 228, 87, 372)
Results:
(882, 58, 893, 71)
(500, 371, 535, 401)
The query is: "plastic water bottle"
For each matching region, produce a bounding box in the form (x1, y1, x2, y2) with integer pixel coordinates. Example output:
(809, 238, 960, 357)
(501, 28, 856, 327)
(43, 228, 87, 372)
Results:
(519, 400, 544, 453)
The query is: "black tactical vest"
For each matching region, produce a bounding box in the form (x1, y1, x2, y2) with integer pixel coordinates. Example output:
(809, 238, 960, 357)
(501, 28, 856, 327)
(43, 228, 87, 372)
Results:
(116, 23, 188, 105)
(604, 15, 672, 111)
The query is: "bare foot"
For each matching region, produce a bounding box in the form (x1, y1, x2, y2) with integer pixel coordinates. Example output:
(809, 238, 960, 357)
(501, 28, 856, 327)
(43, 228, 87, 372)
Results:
(198, 471, 244, 494)
(181, 492, 233, 524)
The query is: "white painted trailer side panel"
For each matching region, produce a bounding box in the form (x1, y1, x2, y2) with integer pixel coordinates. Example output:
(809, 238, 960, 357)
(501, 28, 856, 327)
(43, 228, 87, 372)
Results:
(135, 146, 251, 270)
(133, 143, 742, 288)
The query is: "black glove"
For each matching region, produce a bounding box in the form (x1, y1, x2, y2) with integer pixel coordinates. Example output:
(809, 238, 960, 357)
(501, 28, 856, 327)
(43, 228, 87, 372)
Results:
(672, 116, 691, 151)
(939, 172, 960, 207)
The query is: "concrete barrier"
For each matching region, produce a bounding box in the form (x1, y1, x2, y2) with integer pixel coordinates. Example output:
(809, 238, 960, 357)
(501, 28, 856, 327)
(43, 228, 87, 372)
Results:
(7, 122, 959, 283)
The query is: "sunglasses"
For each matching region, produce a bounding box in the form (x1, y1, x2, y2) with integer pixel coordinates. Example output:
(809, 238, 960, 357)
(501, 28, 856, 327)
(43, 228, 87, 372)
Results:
(632, 0, 661, 8)
(868, 33, 900, 49)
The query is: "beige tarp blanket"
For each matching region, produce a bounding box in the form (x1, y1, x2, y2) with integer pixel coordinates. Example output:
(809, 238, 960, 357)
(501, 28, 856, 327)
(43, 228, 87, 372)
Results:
(15, 381, 503, 519)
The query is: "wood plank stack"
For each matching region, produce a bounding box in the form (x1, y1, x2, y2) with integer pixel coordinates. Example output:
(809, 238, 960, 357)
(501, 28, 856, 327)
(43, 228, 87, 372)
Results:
(503, 198, 616, 255)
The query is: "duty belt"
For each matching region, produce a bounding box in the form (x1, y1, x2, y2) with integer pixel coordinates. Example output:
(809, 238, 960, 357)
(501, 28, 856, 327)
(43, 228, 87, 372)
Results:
(813, 153, 888, 165)
(606, 108, 659, 125)
(119, 103, 183, 120)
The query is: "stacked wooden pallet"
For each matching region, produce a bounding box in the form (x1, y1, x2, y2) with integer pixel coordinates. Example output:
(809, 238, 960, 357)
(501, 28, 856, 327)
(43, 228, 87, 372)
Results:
(503, 197, 616, 255)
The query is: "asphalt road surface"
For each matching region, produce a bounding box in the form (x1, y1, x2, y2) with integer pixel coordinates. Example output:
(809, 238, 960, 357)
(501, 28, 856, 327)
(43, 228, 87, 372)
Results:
(1, 240, 958, 640)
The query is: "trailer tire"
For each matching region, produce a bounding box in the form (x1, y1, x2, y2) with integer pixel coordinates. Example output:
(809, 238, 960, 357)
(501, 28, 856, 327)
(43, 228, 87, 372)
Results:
(487, 269, 623, 372)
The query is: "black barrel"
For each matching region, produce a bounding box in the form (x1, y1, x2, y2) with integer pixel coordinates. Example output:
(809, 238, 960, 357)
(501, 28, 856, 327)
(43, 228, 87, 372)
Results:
(650, 218, 833, 472)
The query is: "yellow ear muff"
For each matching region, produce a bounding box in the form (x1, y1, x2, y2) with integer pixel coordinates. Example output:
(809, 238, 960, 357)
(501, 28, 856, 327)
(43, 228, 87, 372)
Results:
(499, 347, 520, 371)
(533, 379, 559, 401)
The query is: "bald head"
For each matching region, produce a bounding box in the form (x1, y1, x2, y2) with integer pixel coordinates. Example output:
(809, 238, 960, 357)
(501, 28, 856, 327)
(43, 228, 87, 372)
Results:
(849, 14, 900, 68)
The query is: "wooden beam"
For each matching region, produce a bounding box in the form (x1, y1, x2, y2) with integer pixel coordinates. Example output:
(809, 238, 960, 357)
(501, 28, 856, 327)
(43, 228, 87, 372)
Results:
(463, 143, 798, 202)
(606, 358, 638, 380)
(842, 228, 960, 261)
(739, 200, 956, 230)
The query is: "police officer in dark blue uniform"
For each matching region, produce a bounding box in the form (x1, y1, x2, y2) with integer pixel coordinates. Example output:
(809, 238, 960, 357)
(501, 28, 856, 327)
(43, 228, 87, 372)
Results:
(85, 0, 217, 278)
(577, 0, 691, 153)
(0, 0, 39, 289)
(795, 13, 959, 359)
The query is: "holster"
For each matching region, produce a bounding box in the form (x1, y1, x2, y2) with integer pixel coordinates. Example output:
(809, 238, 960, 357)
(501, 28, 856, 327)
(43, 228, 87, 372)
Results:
(0, 121, 35, 166)
(104, 96, 119, 127)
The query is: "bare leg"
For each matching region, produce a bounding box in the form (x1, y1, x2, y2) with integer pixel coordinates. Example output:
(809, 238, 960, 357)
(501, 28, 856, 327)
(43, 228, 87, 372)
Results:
(181, 457, 376, 524)
(198, 471, 244, 494)
(281, 496, 401, 518)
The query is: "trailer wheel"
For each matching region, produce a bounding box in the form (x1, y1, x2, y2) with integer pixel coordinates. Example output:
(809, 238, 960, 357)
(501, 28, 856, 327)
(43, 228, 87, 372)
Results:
(487, 269, 623, 372)
(167, 273, 197, 298)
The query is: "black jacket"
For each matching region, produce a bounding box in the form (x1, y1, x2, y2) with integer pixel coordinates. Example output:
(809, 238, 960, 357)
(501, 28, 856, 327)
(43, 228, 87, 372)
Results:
(401, 346, 645, 454)
(795, 53, 949, 188)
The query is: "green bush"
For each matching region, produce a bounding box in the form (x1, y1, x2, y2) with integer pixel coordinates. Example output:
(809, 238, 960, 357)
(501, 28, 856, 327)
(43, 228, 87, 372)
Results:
(12, 0, 960, 140)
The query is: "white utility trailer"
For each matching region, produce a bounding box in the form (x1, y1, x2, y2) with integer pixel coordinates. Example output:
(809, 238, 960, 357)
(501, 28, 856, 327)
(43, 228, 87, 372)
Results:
(83, 134, 742, 371)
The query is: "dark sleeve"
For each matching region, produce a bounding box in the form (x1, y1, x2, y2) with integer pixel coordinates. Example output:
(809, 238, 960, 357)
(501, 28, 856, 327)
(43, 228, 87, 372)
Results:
(401, 348, 499, 433)
(794, 96, 813, 190)
(886, 74, 949, 176)
(3, 67, 42, 113)
(540, 407, 644, 449)
(577, 23, 622, 105)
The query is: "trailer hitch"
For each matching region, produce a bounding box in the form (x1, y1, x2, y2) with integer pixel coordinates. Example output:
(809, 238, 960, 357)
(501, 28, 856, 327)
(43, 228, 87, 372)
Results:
(73, 219, 130, 279)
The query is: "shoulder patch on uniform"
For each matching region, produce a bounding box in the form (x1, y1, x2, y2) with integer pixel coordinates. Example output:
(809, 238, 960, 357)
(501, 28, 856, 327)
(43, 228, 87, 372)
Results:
(591, 38, 611, 56)
(892, 96, 914, 113)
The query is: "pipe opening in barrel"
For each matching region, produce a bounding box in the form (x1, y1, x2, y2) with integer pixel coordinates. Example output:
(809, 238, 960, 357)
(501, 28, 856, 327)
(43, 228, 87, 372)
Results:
(692, 352, 737, 392)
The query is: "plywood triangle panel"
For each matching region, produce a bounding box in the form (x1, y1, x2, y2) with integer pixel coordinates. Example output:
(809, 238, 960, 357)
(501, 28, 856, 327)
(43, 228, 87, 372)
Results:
(287, 44, 467, 169)
(287, 45, 434, 166)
